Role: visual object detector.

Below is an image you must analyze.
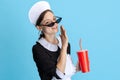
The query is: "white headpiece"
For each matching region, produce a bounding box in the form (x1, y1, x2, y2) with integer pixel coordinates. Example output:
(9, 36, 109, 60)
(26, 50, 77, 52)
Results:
(28, 1, 51, 25)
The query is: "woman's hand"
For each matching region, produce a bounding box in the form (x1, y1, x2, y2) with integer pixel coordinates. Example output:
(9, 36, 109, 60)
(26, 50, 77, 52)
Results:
(76, 61, 81, 72)
(60, 25, 68, 48)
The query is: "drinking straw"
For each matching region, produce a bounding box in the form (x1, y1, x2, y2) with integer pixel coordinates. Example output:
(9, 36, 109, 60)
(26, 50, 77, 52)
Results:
(80, 38, 82, 50)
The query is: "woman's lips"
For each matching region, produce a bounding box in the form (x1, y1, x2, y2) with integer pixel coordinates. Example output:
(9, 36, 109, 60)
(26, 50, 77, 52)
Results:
(52, 26, 57, 29)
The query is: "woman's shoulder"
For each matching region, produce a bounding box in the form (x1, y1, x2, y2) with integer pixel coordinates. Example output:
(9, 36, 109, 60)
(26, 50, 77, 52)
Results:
(32, 42, 43, 52)
(32, 42, 40, 48)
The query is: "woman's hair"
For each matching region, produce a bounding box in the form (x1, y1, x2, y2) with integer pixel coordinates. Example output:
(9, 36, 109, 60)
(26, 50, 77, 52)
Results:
(35, 10, 53, 39)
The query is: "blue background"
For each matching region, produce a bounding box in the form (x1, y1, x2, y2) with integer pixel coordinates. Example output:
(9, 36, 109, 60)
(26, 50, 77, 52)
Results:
(0, 0, 120, 80)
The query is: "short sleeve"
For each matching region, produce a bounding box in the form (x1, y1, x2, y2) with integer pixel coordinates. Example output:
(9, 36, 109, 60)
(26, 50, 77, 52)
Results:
(32, 44, 61, 79)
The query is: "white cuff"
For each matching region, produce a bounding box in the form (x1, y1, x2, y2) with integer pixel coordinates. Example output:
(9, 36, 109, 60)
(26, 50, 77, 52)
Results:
(56, 68, 65, 78)
(65, 54, 76, 75)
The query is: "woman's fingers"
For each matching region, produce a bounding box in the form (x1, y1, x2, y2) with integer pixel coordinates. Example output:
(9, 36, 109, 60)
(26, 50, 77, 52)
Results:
(60, 25, 68, 47)
(60, 25, 67, 37)
(76, 61, 81, 72)
(60, 25, 64, 35)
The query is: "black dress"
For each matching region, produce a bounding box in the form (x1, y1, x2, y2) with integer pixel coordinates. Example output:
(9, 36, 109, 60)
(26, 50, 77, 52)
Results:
(32, 40, 70, 80)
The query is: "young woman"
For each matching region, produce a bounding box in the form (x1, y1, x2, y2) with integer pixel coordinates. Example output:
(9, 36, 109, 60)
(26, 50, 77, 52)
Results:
(28, 1, 80, 80)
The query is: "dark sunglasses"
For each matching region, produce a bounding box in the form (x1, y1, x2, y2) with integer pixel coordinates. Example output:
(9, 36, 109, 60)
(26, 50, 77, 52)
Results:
(39, 16, 62, 27)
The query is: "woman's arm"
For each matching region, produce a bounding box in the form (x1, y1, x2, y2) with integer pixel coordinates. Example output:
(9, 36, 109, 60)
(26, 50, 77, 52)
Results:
(57, 26, 68, 73)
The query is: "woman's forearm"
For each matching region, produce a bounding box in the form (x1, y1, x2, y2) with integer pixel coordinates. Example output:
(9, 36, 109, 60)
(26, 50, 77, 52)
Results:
(57, 47, 67, 73)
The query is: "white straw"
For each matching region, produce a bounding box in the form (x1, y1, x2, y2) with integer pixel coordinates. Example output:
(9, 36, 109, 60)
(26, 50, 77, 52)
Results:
(80, 38, 82, 50)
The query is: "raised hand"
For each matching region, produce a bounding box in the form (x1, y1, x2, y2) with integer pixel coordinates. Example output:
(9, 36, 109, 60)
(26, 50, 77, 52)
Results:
(60, 25, 68, 48)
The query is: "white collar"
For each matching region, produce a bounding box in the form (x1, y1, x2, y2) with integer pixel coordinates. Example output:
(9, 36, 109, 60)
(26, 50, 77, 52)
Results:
(38, 36, 62, 52)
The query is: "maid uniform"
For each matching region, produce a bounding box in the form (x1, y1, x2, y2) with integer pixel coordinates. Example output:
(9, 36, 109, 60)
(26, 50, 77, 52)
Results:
(32, 36, 76, 80)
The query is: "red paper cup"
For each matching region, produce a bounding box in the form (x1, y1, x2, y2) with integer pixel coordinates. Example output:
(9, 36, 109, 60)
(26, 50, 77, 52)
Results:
(77, 50, 90, 73)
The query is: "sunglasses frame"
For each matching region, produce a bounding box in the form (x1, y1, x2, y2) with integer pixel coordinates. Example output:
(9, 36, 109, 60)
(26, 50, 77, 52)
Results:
(39, 16, 62, 27)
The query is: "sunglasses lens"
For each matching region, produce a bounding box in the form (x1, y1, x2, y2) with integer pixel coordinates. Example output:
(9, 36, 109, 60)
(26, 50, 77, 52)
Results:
(56, 18, 62, 23)
(47, 22, 55, 27)
(48, 18, 62, 27)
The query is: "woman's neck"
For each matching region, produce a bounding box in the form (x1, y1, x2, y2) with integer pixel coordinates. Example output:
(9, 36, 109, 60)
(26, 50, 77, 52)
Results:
(44, 35, 58, 45)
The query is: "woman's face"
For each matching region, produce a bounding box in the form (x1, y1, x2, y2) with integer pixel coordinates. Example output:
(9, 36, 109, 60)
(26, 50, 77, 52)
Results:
(40, 11, 58, 36)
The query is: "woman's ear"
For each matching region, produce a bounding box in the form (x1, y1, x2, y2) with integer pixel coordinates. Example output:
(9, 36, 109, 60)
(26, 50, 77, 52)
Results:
(36, 26, 42, 31)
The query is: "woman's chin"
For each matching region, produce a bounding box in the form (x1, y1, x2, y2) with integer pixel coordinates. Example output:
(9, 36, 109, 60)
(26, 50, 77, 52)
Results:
(53, 28, 58, 32)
